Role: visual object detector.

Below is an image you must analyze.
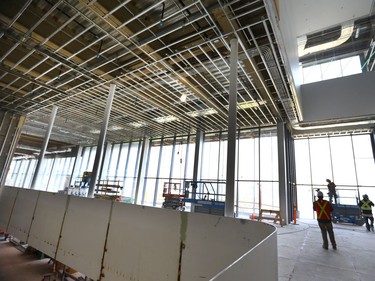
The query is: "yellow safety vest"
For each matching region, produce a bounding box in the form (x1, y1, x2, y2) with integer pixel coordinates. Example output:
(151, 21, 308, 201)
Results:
(360, 200, 372, 211)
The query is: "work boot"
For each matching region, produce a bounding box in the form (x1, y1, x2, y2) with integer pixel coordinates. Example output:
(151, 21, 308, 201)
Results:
(371, 226, 374, 232)
(332, 245, 337, 250)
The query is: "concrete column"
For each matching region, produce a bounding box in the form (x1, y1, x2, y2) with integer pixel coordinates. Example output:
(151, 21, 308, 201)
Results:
(30, 105, 58, 190)
(225, 38, 238, 217)
(88, 84, 116, 198)
(277, 122, 288, 224)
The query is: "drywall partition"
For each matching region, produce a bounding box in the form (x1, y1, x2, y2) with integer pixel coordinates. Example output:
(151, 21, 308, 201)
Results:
(101, 202, 181, 281)
(56, 196, 112, 280)
(180, 215, 276, 280)
(27, 192, 68, 258)
(210, 232, 277, 281)
(0, 187, 278, 281)
(0, 186, 19, 230)
(7, 188, 39, 242)
(300, 71, 375, 122)
(101, 203, 278, 281)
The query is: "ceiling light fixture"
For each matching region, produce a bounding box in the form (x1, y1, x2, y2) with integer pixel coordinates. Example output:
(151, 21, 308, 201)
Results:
(186, 108, 217, 117)
(154, 115, 179, 123)
(237, 100, 266, 110)
(128, 121, 147, 128)
(180, 94, 187, 102)
(108, 125, 123, 131)
(223, 100, 266, 110)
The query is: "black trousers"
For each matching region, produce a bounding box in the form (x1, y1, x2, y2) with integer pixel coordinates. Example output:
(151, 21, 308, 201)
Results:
(318, 221, 336, 248)
(363, 215, 374, 231)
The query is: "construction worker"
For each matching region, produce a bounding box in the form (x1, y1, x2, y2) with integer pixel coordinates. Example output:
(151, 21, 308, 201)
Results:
(359, 194, 374, 232)
(313, 191, 337, 250)
(326, 179, 338, 204)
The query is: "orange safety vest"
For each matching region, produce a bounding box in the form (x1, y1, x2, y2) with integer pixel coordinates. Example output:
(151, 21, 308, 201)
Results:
(315, 200, 331, 220)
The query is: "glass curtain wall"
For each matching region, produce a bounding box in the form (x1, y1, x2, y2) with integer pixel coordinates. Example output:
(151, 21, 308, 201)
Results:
(295, 134, 375, 219)
(79, 141, 142, 200)
(6, 158, 36, 188)
(236, 128, 279, 218)
(201, 131, 227, 203)
(5, 127, 280, 219)
(5, 156, 74, 192)
(142, 135, 195, 207)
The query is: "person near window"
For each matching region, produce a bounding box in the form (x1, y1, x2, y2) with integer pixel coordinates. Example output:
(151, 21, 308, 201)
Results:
(359, 194, 374, 232)
(326, 179, 338, 204)
(313, 191, 337, 250)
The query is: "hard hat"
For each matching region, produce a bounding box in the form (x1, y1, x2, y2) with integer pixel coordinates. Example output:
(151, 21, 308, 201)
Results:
(363, 194, 369, 199)
(317, 191, 324, 198)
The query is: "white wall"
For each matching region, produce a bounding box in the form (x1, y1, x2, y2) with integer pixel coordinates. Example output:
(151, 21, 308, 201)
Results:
(277, 0, 374, 116)
(300, 71, 375, 122)
(0, 187, 278, 281)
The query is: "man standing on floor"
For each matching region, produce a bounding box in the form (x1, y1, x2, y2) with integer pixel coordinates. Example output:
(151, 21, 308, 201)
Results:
(359, 194, 374, 232)
(313, 191, 337, 250)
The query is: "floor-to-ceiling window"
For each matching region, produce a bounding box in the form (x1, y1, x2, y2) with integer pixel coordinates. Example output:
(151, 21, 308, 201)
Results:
(5, 127, 280, 219)
(295, 134, 375, 219)
(236, 127, 279, 218)
(142, 135, 195, 207)
(9, 158, 37, 188)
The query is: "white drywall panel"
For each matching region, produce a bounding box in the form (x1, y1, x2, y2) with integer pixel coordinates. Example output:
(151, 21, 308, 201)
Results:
(101, 203, 181, 281)
(277, 0, 374, 113)
(28, 192, 68, 258)
(7, 188, 39, 242)
(211, 232, 278, 281)
(180, 214, 275, 280)
(283, 0, 373, 37)
(56, 196, 112, 280)
(300, 71, 375, 122)
(0, 186, 19, 230)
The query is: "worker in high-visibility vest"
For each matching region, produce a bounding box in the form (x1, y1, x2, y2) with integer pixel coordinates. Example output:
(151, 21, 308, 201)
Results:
(313, 191, 337, 250)
(359, 194, 374, 232)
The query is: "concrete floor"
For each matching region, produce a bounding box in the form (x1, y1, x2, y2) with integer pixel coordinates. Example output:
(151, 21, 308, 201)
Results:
(0, 240, 53, 281)
(0, 219, 374, 281)
(277, 219, 375, 281)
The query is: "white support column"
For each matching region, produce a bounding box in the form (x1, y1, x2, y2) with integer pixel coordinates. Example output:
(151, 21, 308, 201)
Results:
(88, 84, 116, 198)
(30, 105, 58, 190)
(69, 146, 83, 187)
(191, 130, 204, 212)
(278, 122, 288, 224)
(134, 137, 150, 205)
(225, 38, 238, 217)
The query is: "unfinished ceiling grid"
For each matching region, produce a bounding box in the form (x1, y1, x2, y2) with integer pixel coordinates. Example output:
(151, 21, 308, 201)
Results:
(0, 0, 312, 157)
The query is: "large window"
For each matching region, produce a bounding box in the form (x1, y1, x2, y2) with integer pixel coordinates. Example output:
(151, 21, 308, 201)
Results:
(142, 136, 195, 207)
(295, 134, 375, 219)
(6, 128, 281, 219)
(302, 55, 362, 84)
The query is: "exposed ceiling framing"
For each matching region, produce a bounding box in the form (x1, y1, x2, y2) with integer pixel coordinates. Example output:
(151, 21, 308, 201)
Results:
(0, 0, 373, 157)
